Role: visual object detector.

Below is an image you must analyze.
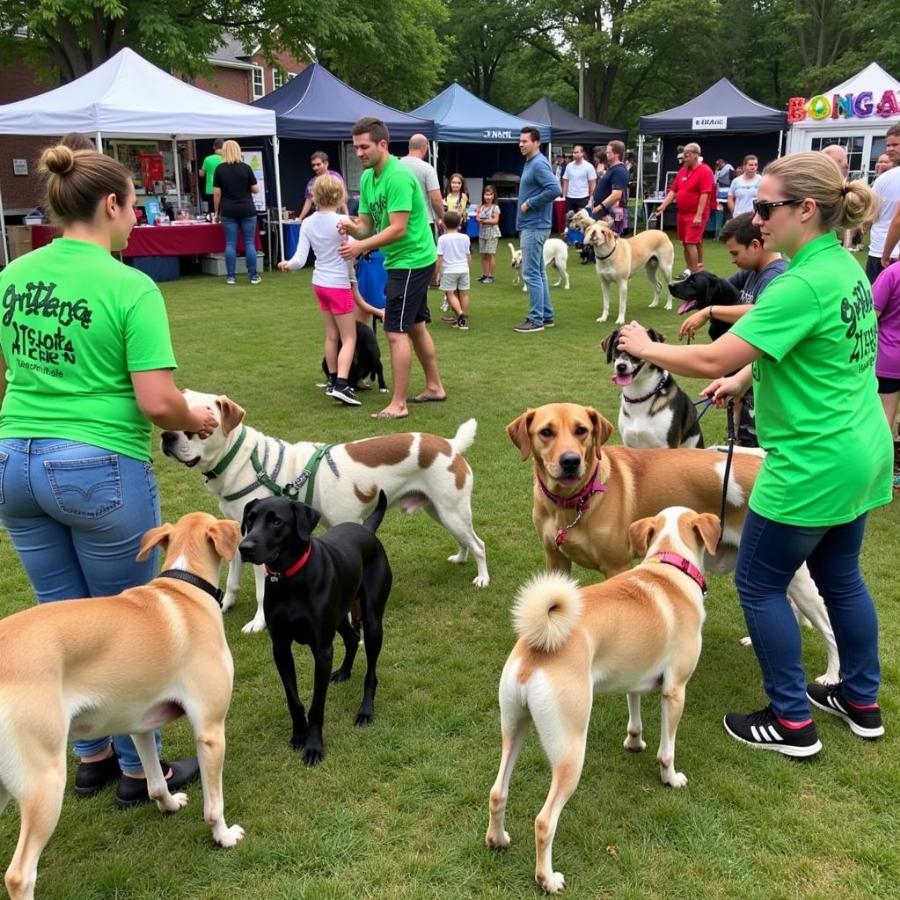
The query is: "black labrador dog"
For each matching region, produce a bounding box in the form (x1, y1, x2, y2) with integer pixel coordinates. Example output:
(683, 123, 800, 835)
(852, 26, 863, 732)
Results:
(239, 492, 392, 766)
(669, 271, 742, 340)
(320, 321, 387, 392)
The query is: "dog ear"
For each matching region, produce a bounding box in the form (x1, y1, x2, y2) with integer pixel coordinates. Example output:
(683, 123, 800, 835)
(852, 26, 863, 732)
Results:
(629, 515, 660, 558)
(585, 407, 614, 459)
(646, 328, 667, 344)
(600, 330, 619, 363)
(690, 512, 722, 556)
(240, 499, 259, 535)
(216, 396, 246, 436)
(292, 501, 321, 543)
(506, 410, 535, 461)
(208, 519, 241, 562)
(136, 523, 174, 561)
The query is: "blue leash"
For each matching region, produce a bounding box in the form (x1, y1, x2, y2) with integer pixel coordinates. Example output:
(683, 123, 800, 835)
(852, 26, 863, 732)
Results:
(692, 397, 715, 423)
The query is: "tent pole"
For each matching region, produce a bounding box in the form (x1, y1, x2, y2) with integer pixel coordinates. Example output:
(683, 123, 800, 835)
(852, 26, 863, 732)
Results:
(172, 138, 181, 209)
(273, 135, 285, 263)
(95, 132, 103, 152)
(655, 137, 662, 195)
(0, 182, 9, 268)
(634, 134, 643, 235)
(777, 129, 784, 158)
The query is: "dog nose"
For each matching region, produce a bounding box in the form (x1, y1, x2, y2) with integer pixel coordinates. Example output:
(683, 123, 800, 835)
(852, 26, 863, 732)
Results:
(560, 452, 581, 473)
(616, 362, 628, 373)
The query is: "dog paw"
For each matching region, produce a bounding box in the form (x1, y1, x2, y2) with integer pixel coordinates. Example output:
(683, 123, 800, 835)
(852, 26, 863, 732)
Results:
(739, 635, 753, 647)
(486, 829, 511, 850)
(623, 733, 646, 752)
(665, 301, 673, 310)
(648, 300, 659, 308)
(289, 731, 308, 751)
(615, 316, 626, 325)
(303, 745, 325, 766)
(330, 669, 352, 683)
(663, 771, 688, 789)
(472, 574, 490, 588)
(447, 551, 467, 565)
(354, 710, 374, 727)
(241, 616, 267, 635)
(595, 314, 609, 323)
(815, 673, 841, 686)
(158, 791, 189, 813)
(221, 593, 237, 612)
(214, 824, 245, 848)
(537, 871, 566, 894)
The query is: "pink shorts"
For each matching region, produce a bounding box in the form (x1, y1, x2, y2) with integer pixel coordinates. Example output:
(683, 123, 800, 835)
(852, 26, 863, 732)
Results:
(313, 284, 355, 315)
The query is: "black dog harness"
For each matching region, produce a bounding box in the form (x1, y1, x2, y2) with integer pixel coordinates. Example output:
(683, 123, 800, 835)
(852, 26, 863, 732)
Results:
(537, 464, 607, 548)
(623, 372, 670, 404)
(157, 570, 224, 607)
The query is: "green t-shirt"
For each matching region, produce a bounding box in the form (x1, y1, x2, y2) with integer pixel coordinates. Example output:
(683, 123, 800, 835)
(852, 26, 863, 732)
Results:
(731, 231, 893, 526)
(201, 152, 223, 194)
(0, 239, 177, 461)
(358, 155, 437, 270)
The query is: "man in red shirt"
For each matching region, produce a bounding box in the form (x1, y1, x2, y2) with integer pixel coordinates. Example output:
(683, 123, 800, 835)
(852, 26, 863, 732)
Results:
(651, 142, 715, 273)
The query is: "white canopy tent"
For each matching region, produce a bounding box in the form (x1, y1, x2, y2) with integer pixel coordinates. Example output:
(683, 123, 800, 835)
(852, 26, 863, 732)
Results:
(0, 47, 282, 265)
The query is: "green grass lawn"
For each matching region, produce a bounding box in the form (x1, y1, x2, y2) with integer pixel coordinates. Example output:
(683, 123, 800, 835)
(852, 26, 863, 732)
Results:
(1, 237, 898, 899)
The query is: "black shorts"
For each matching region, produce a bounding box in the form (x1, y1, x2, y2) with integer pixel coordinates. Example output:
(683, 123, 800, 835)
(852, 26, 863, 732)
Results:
(878, 375, 900, 394)
(566, 197, 590, 215)
(866, 255, 884, 285)
(384, 264, 435, 333)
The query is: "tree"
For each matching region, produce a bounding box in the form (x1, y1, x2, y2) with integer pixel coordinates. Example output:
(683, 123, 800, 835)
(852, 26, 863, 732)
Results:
(0, 0, 446, 106)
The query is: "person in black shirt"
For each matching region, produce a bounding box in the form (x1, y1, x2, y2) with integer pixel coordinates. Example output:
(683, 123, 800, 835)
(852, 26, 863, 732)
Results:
(213, 140, 261, 285)
(592, 140, 629, 234)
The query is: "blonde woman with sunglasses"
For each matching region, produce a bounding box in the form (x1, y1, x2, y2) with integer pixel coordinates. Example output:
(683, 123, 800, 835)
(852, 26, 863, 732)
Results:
(617, 151, 891, 758)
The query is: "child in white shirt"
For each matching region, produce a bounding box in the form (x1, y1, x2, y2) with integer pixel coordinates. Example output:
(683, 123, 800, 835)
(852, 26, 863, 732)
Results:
(436, 211, 472, 330)
(278, 174, 373, 405)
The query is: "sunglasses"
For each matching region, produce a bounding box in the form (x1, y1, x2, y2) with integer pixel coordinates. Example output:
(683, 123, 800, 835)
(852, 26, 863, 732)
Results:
(752, 198, 802, 220)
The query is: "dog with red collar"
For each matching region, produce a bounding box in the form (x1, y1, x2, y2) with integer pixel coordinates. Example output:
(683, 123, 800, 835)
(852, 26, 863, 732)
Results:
(486, 506, 720, 894)
(601, 326, 704, 449)
(238, 492, 392, 766)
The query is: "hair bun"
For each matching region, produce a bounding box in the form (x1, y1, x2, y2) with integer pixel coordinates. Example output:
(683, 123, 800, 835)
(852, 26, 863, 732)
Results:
(40, 145, 76, 176)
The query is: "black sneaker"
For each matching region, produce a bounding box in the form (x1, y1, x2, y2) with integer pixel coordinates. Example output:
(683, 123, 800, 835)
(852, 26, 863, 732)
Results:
(74, 751, 121, 797)
(723, 706, 822, 758)
(543, 318, 555, 328)
(456, 315, 469, 330)
(514, 320, 544, 333)
(331, 384, 361, 406)
(115, 757, 200, 809)
(807, 682, 884, 739)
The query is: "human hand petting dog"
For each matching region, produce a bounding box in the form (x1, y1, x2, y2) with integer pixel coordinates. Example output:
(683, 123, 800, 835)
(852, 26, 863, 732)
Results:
(616, 320, 652, 357)
(189, 406, 218, 439)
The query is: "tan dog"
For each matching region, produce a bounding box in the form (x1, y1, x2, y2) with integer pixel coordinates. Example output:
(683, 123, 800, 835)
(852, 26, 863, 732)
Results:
(565, 207, 595, 234)
(582, 219, 675, 324)
(486, 507, 720, 894)
(0, 513, 244, 900)
(506, 403, 839, 684)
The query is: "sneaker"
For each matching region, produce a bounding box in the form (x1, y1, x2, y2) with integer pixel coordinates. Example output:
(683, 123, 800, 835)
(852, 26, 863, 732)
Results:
(477, 275, 486, 283)
(325, 384, 335, 397)
(115, 758, 201, 809)
(807, 682, 884, 739)
(893, 470, 900, 490)
(514, 320, 544, 333)
(440, 299, 450, 312)
(74, 751, 121, 797)
(722, 706, 822, 757)
(543, 318, 555, 328)
(249, 275, 262, 285)
(226, 276, 236, 285)
(679, 269, 692, 280)
(483, 276, 494, 284)
(331, 384, 361, 406)
(456, 315, 469, 330)
(441, 315, 459, 324)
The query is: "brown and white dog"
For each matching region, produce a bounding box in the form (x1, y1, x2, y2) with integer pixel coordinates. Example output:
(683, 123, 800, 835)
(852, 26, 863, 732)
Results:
(509, 240, 570, 291)
(0, 513, 244, 900)
(486, 507, 720, 894)
(505, 402, 839, 684)
(581, 219, 675, 324)
(162, 390, 489, 632)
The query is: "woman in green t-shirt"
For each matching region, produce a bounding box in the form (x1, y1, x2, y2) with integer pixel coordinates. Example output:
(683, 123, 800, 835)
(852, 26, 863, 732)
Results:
(617, 152, 891, 758)
(0, 145, 218, 807)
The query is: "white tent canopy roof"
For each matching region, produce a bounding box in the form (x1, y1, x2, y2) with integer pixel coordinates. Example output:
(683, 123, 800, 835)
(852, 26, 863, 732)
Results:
(0, 47, 276, 138)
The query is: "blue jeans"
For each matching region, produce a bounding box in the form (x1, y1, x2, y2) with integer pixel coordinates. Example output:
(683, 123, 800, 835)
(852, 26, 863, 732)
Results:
(222, 215, 258, 279)
(0, 439, 163, 773)
(735, 509, 880, 722)
(520, 228, 553, 325)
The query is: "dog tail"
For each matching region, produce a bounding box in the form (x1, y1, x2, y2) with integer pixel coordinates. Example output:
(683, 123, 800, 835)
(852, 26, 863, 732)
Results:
(512, 572, 582, 653)
(449, 418, 478, 455)
(363, 490, 389, 533)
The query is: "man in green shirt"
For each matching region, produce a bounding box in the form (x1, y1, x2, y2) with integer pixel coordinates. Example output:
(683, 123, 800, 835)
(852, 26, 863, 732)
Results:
(200, 138, 224, 214)
(339, 117, 445, 420)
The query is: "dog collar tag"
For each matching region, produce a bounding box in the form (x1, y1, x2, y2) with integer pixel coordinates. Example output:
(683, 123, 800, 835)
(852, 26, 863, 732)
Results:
(556, 528, 568, 546)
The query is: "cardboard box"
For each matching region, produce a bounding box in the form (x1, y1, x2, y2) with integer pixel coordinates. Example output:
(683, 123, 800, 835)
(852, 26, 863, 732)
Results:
(7, 225, 33, 260)
(200, 252, 265, 276)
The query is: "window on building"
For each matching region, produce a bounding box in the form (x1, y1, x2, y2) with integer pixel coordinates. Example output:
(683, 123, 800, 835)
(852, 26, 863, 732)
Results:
(811, 135, 865, 179)
(251, 66, 264, 100)
(273, 68, 284, 91)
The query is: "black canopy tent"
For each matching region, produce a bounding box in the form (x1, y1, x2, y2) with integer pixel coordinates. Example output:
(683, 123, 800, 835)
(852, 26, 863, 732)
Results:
(635, 78, 787, 233)
(518, 96, 626, 154)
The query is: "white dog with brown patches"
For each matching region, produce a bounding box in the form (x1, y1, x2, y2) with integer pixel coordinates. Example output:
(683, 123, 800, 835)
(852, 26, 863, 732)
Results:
(486, 507, 720, 894)
(0, 513, 243, 900)
(161, 390, 489, 633)
(509, 240, 570, 291)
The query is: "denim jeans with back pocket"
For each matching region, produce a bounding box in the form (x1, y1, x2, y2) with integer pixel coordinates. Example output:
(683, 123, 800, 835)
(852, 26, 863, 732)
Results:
(0, 439, 163, 773)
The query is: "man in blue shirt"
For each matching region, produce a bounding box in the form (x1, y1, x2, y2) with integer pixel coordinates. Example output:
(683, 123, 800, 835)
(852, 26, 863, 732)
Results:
(591, 140, 630, 234)
(514, 126, 562, 333)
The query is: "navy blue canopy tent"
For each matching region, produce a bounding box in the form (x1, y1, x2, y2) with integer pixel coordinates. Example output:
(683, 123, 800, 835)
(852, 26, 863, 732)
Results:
(518, 96, 626, 150)
(634, 78, 788, 233)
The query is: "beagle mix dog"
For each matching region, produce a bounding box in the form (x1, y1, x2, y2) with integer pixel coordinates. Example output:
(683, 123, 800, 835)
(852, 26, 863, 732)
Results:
(0, 513, 244, 900)
(581, 220, 675, 324)
(486, 507, 720, 894)
(162, 390, 488, 632)
(505, 403, 839, 685)
(509, 239, 571, 291)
